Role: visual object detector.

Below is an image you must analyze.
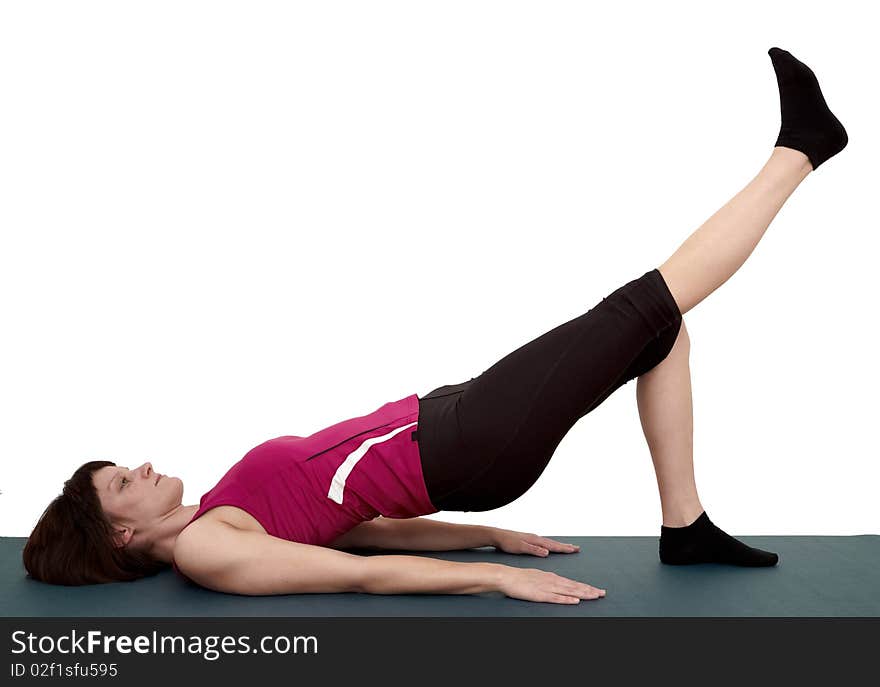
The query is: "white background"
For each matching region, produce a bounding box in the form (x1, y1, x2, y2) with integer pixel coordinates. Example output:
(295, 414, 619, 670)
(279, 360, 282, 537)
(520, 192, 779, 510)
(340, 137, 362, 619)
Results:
(2, 1, 877, 539)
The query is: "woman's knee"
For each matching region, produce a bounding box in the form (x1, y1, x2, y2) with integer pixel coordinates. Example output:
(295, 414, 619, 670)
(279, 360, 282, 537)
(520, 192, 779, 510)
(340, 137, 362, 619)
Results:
(647, 317, 688, 372)
(670, 317, 690, 357)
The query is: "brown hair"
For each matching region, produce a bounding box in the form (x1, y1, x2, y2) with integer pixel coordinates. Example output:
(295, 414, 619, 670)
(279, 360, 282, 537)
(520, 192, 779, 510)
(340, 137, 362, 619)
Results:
(22, 460, 168, 585)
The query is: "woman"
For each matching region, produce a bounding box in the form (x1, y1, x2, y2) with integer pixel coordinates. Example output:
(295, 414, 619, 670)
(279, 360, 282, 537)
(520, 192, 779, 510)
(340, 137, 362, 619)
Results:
(23, 47, 847, 605)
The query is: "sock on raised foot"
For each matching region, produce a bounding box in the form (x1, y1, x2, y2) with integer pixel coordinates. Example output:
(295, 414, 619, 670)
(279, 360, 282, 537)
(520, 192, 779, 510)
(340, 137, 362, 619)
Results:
(659, 511, 779, 567)
(768, 46, 848, 170)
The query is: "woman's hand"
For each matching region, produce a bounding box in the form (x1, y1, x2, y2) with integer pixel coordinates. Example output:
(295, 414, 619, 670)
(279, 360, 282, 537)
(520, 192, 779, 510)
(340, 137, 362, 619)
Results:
(491, 527, 581, 557)
(496, 565, 606, 604)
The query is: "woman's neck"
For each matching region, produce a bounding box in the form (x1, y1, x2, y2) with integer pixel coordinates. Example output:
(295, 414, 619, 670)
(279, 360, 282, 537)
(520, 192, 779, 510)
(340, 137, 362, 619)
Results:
(145, 504, 201, 564)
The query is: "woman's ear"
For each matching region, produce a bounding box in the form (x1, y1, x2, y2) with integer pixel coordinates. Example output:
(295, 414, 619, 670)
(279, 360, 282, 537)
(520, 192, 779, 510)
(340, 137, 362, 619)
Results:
(111, 525, 133, 549)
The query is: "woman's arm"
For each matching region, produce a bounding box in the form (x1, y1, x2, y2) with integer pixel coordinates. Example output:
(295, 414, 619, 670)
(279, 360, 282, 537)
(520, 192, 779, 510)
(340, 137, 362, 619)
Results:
(330, 517, 582, 557)
(329, 516, 496, 552)
(174, 517, 604, 603)
(174, 517, 502, 596)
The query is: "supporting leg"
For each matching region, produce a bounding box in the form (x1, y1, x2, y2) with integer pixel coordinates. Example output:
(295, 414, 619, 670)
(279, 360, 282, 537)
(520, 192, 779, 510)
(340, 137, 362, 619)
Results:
(636, 319, 779, 566)
(635, 320, 702, 527)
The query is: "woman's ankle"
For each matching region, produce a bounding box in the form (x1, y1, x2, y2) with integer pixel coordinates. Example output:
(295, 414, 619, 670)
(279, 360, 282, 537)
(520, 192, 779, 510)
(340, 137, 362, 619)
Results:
(661, 501, 705, 528)
(770, 146, 813, 174)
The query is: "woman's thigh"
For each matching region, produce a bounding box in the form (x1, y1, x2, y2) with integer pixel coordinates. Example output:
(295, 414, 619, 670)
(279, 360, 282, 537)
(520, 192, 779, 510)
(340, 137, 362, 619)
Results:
(418, 268, 682, 511)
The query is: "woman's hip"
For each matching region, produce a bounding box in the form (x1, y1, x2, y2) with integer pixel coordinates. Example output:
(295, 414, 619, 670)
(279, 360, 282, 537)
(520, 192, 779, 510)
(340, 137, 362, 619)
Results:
(416, 267, 682, 510)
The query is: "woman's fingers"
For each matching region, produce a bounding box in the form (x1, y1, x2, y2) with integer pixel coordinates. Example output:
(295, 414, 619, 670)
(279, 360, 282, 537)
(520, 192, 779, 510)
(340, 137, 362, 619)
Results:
(541, 539, 581, 553)
(555, 575, 606, 598)
(546, 594, 581, 604)
(556, 584, 602, 600)
(546, 585, 600, 603)
(532, 536, 580, 553)
(500, 566, 606, 604)
(526, 543, 549, 556)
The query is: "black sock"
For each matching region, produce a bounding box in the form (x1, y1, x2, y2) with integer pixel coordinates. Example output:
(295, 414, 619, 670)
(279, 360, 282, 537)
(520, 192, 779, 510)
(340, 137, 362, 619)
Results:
(659, 511, 779, 567)
(768, 47, 848, 170)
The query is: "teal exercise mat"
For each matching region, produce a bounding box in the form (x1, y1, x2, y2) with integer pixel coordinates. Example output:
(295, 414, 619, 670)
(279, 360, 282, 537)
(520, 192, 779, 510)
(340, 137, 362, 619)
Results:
(2, 536, 878, 617)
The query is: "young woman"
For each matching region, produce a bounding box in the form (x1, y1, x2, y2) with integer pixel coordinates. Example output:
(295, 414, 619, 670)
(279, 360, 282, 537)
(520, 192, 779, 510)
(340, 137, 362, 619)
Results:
(23, 47, 847, 605)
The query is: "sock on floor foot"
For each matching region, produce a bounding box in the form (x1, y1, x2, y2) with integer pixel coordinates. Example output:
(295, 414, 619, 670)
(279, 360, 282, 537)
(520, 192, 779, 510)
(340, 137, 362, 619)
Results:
(659, 511, 779, 567)
(768, 46, 848, 170)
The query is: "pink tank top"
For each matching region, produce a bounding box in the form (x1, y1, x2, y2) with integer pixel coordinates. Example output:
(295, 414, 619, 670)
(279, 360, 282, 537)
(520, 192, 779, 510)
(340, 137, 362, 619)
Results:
(172, 393, 439, 581)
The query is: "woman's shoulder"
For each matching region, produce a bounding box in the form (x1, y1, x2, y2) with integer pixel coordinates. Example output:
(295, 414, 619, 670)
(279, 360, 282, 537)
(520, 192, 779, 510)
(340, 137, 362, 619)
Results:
(172, 508, 267, 586)
(178, 505, 267, 544)
(173, 506, 266, 567)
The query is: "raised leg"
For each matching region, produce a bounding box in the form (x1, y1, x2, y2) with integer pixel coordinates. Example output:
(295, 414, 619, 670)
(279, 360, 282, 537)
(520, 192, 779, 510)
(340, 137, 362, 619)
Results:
(658, 146, 811, 316)
(658, 46, 848, 316)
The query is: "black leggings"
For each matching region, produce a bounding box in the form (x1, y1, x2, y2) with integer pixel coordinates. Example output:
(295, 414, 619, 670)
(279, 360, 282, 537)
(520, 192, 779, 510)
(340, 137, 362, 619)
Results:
(416, 268, 683, 512)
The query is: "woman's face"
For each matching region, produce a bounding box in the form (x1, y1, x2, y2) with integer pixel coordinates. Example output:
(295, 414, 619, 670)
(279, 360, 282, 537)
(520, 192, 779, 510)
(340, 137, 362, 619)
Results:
(92, 463, 184, 541)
